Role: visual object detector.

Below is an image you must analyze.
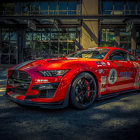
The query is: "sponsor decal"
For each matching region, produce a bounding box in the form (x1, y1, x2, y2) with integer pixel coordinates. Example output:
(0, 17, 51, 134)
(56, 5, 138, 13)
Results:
(134, 70, 139, 87)
(96, 61, 102, 66)
(120, 71, 133, 78)
(98, 69, 104, 74)
(108, 69, 117, 84)
(107, 62, 110, 65)
(100, 88, 106, 92)
(101, 76, 106, 84)
(102, 62, 106, 66)
(35, 79, 48, 83)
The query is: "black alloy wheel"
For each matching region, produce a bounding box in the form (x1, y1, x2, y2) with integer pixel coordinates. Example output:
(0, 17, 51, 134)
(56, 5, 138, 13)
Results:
(70, 72, 97, 109)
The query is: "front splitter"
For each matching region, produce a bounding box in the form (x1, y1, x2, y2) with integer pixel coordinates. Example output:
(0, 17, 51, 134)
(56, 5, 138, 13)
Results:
(5, 93, 68, 109)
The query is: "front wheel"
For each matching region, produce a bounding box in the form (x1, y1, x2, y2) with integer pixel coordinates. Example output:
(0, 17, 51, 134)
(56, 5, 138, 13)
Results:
(70, 72, 97, 109)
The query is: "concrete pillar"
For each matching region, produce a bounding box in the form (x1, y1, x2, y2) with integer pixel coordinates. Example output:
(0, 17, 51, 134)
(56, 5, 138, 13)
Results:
(81, 0, 98, 49)
(114, 28, 120, 48)
(131, 28, 136, 55)
(17, 28, 25, 63)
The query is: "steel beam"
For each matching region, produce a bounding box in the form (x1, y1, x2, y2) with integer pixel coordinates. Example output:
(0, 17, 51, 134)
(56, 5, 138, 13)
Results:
(0, 15, 140, 20)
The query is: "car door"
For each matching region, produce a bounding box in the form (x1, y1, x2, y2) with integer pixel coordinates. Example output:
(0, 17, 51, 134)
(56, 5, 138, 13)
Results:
(106, 50, 134, 93)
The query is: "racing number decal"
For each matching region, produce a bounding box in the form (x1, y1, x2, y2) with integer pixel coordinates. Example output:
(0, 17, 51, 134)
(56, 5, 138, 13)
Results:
(110, 71, 115, 82)
(108, 69, 117, 84)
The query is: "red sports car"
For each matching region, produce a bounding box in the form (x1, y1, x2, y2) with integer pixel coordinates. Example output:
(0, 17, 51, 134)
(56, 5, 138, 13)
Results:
(5, 47, 140, 109)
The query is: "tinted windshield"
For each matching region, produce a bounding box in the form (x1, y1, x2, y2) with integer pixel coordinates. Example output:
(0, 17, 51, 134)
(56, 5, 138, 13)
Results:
(67, 48, 109, 59)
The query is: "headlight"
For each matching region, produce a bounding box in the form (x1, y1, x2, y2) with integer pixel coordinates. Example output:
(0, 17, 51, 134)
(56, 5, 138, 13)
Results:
(39, 70, 69, 77)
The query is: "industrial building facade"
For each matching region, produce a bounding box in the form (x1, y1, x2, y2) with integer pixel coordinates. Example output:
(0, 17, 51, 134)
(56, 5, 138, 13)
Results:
(0, 0, 140, 65)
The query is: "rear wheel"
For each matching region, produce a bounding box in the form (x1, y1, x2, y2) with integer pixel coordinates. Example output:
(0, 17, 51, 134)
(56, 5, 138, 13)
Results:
(70, 72, 97, 109)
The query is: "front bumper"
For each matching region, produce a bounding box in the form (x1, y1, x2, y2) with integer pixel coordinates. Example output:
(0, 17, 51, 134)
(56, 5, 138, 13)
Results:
(6, 69, 72, 109)
(5, 88, 70, 109)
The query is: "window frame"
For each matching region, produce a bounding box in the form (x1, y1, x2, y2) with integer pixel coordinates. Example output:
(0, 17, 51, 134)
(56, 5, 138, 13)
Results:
(107, 50, 129, 61)
(101, 0, 138, 15)
(128, 53, 138, 61)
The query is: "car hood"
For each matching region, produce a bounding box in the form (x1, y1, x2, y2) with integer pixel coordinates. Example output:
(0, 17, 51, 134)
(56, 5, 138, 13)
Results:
(11, 57, 101, 72)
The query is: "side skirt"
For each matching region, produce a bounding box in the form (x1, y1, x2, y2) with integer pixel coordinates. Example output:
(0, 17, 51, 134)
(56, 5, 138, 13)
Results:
(97, 89, 138, 100)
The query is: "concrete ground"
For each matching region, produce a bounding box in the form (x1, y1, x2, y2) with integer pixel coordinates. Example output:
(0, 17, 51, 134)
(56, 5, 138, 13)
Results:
(0, 65, 140, 140)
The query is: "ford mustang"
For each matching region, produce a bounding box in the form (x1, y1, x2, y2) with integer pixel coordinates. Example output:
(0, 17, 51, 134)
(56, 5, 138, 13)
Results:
(5, 47, 140, 109)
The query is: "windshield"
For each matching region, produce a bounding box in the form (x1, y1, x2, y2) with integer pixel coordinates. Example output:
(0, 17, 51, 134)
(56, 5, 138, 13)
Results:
(67, 48, 110, 59)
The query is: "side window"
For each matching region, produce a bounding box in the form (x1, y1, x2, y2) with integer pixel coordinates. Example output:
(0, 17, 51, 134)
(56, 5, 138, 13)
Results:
(129, 54, 137, 61)
(108, 51, 127, 61)
(111, 53, 124, 60)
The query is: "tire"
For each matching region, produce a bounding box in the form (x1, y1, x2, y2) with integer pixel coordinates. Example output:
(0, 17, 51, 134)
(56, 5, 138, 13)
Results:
(70, 72, 97, 109)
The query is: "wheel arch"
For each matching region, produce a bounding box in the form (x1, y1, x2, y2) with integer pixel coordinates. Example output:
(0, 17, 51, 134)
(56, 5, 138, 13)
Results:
(69, 71, 99, 109)
(84, 71, 99, 96)
(70, 70, 99, 96)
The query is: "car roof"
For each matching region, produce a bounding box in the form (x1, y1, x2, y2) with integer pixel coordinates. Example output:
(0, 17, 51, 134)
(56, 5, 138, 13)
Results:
(86, 47, 134, 55)
(95, 47, 131, 53)
(88, 47, 133, 57)
(96, 47, 124, 51)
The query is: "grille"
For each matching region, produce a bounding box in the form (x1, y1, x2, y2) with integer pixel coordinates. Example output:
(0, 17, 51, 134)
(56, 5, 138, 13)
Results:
(11, 70, 31, 81)
(8, 70, 31, 95)
(39, 89, 56, 98)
